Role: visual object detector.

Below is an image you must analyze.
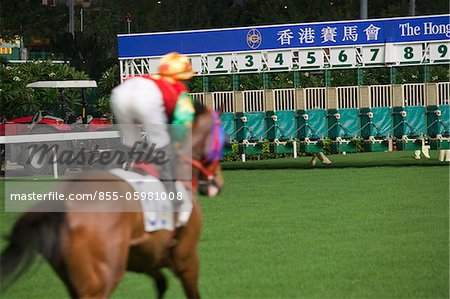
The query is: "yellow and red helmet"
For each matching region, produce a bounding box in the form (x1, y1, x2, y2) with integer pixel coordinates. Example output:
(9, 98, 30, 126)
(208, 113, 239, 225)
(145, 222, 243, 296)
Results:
(158, 52, 196, 80)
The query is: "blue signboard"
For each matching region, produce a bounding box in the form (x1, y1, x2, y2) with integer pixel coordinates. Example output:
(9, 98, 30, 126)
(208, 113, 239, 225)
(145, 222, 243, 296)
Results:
(118, 15, 450, 59)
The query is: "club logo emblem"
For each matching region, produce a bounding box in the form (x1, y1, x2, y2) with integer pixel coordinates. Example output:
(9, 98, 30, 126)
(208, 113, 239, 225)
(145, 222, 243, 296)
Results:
(246, 29, 262, 49)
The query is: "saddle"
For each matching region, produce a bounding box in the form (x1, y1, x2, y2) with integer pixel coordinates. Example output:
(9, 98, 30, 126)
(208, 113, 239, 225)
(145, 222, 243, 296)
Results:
(110, 165, 193, 233)
(129, 161, 160, 178)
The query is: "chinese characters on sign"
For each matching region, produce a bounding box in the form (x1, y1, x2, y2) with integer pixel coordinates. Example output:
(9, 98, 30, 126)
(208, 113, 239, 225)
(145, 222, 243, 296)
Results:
(275, 23, 382, 46)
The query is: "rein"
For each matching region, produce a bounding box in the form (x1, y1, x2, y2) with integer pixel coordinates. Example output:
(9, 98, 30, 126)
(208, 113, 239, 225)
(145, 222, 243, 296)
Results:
(186, 109, 224, 192)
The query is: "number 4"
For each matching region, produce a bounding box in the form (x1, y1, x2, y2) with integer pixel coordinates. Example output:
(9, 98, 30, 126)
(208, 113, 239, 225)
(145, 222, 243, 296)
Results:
(274, 53, 284, 65)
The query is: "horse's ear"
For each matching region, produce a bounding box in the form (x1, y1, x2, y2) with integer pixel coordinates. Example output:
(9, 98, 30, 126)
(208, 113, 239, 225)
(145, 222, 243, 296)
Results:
(216, 104, 224, 117)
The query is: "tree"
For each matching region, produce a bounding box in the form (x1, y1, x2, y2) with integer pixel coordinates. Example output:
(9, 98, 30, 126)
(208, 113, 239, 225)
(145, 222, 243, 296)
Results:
(0, 62, 89, 118)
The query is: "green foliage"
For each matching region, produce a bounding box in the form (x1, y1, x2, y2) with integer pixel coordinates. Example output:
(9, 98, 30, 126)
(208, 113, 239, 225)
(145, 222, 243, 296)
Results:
(269, 73, 294, 89)
(429, 65, 450, 82)
(220, 137, 369, 161)
(301, 72, 325, 87)
(92, 96, 112, 116)
(221, 142, 240, 162)
(363, 68, 390, 85)
(396, 66, 423, 83)
(91, 65, 120, 116)
(0, 61, 89, 118)
(51, 31, 117, 80)
(187, 77, 205, 92)
(330, 69, 358, 86)
(210, 76, 232, 91)
(98, 65, 120, 97)
(240, 74, 264, 90)
(2, 0, 449, 84)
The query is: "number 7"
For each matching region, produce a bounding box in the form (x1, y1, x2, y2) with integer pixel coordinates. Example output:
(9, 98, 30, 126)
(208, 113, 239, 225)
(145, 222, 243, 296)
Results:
(370, 48, 379, 61)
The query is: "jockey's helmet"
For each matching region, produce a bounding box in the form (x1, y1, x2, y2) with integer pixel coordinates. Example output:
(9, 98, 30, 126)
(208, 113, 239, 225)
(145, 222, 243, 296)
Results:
(158, 52, 196, 80)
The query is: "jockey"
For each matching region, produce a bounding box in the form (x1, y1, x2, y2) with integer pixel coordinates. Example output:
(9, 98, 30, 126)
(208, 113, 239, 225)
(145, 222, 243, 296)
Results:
(111, 52, 196, 205)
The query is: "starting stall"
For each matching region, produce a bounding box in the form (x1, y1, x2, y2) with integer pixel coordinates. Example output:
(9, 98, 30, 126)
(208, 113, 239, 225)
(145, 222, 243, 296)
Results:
(428, 82, 450, 150)
(360, 84, 393, 151)
(297, 87, 328, 153)
(117, 14, 450, 160)
(267, 89, 297, 154)
(327, 86, 360, 153)
(236, 90, 266, 157)
(392, 83, 427, 150)
(212, 91, 236, 155)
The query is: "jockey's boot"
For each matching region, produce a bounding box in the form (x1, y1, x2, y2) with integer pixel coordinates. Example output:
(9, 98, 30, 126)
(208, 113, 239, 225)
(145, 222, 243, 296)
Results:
(157, 144, 183, 229)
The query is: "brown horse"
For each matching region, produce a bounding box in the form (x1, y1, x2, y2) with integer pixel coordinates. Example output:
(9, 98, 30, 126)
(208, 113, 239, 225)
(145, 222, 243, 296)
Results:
(0, 103, 225, 298)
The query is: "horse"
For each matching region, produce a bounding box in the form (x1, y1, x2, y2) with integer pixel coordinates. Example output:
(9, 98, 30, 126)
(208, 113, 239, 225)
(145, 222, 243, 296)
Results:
(0, 102, 225, 299)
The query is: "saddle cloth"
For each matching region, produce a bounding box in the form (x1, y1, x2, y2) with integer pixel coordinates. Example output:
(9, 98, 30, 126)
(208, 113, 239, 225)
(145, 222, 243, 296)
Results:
(109, 168, 193, 232)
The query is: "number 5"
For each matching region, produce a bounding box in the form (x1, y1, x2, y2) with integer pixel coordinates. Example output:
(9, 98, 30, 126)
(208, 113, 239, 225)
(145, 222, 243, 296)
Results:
(307, 52, 316, 64)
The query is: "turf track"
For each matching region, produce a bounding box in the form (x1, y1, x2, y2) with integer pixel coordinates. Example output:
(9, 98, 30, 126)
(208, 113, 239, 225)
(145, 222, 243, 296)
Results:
(1, 151, 449, 298)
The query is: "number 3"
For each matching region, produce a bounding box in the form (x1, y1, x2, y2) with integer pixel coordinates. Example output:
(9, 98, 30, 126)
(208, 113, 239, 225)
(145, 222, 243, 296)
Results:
(245, 55, 254, 67)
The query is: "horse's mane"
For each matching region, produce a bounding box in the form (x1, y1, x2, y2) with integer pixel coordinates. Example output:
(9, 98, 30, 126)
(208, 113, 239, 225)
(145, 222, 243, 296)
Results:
(193, 100, 208, 117)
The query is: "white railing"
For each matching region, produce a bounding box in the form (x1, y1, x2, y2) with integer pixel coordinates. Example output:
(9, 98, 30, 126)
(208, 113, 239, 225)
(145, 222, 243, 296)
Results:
(243, 90, 265, 112)
(403, 83, 425, 106)
(189, 92, 206, 106)
(337, 86, 359, 109)
(1, 131, 121, 179)
(369, 85, 392, 108)
(437, 82, 450, 106)
(212, 91, 235, 113)
(304, 87, 327, 110)
(273, 88, 296, 111)
(0, 131, 120, 144)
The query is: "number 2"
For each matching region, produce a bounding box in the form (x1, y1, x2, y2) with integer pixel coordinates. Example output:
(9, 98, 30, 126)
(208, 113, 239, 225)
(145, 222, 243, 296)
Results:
(215, 56, 224, 69)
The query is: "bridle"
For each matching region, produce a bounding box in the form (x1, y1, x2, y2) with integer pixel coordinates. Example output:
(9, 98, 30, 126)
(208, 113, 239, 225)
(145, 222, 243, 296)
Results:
(189, 110, 224, 192)
(190, 158, 220, 191)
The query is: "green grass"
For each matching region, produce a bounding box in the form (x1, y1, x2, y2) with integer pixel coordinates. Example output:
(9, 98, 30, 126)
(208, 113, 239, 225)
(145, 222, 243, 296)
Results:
(1, 151, 449, 298)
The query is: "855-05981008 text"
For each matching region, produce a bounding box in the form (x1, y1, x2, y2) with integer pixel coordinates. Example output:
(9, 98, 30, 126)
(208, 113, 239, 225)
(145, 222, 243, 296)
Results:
(9, 191, 183, 201)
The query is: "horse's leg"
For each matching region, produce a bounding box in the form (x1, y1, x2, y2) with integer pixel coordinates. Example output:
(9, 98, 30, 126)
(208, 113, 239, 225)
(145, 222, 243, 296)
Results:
(171, 201, 202, 299)
(64, 213, 131, 298)
(54, 271, 79, 299)
(148, 270, 168, 299)
(173, 250, 200, 299)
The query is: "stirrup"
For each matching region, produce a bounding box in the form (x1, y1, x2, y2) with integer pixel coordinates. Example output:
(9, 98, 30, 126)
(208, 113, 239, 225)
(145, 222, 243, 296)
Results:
(123, 158, 134, 171)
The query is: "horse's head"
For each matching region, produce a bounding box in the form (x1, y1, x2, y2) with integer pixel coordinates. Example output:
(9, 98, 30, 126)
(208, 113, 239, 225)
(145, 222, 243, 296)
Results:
(190, 102, 225, 197)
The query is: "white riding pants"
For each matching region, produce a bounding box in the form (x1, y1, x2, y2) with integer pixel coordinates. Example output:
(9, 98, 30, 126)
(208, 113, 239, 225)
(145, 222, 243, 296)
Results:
(111, 77, 170, 149)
